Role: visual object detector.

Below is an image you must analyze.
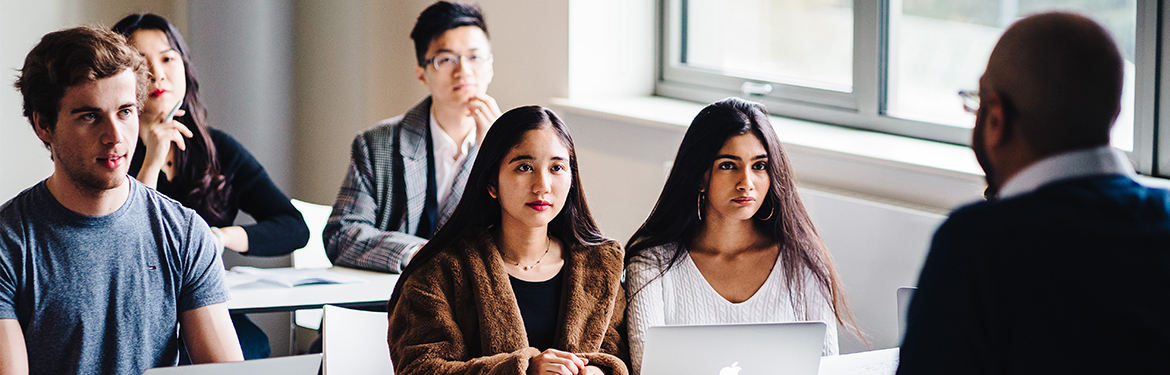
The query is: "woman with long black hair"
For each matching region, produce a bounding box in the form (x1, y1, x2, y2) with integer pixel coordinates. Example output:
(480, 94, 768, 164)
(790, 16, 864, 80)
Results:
(113, 13, 309, 360)
(624, 98, 860, 374)
(388, 106, 628, 375)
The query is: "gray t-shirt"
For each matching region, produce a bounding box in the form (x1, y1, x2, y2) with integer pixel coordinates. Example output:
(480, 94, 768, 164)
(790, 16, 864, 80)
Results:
(0, 178, 230, 375)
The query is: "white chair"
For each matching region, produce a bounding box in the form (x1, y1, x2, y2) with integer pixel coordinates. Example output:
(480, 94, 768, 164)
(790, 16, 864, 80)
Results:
(322, 305, 393, 375)
(290, 199, 334, 270)
(290, 199, 334, 330)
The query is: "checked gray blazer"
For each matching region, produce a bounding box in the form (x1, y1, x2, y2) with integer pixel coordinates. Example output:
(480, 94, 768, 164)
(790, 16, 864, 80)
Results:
(324, 97, 475, 273)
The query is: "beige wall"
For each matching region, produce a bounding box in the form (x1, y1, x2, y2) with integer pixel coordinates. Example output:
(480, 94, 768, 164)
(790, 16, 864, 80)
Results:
(292, 0, 571, 205)
(290, 0, 378, 205)
(79, 0, 189, 34)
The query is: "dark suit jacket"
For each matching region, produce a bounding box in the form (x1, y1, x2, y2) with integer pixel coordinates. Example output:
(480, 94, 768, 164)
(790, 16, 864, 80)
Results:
(324, 97, 475, 272)
(898, 175, 1170, 374)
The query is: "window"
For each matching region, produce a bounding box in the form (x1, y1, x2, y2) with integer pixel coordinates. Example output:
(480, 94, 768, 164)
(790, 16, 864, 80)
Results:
(662, 0, 858, 111)
(657, 0, 1162, 176)
(887, 1, 1137, 151)
(681, 0, 853, 93)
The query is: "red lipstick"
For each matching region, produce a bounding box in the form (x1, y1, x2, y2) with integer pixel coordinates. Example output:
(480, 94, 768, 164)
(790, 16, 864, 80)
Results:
(526, 200, 552, 211)
(732, 197, 755, 206)
(150, 89, 167, 98)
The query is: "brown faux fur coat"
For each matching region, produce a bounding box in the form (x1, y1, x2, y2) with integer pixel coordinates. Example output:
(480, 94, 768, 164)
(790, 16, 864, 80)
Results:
(388, 230, 629, 375)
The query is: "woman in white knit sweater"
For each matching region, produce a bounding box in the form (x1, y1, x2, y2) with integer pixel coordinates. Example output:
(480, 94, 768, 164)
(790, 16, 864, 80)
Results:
(624, 98, 859, 374)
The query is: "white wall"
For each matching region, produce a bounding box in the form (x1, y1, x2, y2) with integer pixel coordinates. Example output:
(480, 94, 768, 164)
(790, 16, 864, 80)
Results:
(567, 0, 656, 98)
(0, 0, 62, 200)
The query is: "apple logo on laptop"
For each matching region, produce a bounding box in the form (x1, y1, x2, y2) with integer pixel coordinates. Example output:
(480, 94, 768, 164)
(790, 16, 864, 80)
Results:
(719, 362, 741, 375)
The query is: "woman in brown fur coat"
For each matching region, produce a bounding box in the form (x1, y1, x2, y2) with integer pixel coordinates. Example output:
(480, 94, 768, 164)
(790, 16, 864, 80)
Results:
(387, 106, 628, 375)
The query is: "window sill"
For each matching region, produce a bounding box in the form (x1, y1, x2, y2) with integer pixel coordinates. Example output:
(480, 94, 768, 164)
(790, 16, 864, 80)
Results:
(553, 95, 1170, 212)
(552, 95, 988, 212)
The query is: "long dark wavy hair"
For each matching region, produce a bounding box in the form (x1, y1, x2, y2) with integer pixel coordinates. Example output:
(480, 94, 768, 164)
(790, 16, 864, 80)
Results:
(626, 97, 861, 337)
(113, 13, 231, 221)
(388, 106, 607, 309)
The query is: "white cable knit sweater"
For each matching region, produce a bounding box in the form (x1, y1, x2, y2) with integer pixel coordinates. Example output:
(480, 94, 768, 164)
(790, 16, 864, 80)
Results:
(625, 242, 839, 375)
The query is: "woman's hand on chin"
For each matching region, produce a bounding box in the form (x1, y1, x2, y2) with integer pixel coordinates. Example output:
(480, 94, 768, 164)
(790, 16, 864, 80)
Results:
(138, 107, 191, 170)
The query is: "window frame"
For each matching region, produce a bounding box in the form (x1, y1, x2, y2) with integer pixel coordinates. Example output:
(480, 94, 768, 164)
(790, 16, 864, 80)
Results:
(656, 0, 1164, 177)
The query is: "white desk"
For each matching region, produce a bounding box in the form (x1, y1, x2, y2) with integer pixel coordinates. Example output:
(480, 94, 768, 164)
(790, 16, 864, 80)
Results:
(227, 267, 400, 314)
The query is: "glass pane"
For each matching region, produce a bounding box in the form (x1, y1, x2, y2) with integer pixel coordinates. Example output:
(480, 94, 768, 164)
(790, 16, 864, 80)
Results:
(887, 0, 1137, 151)
(683, 0, 853, 92)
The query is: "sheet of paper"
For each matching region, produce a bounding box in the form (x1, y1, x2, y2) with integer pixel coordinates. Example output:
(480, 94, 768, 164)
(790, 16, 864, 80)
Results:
(819, 347, 899, 375)
(224, 272, 261, 288)
(229, 266, 369, 288)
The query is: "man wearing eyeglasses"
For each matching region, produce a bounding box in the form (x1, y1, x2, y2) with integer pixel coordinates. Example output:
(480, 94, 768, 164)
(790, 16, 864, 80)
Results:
(325, 1, 501, 273)
(898, 12, 1170, 374)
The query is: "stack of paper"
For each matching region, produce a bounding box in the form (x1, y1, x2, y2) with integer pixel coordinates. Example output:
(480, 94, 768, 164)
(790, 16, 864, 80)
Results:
(818, 347, 899, 375)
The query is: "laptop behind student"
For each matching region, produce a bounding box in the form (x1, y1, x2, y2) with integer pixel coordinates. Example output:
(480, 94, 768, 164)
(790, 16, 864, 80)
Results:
(641, 322, 826, 375)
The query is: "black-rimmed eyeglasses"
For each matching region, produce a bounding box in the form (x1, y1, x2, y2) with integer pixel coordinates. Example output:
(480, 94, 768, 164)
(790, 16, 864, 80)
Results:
(958, 90, 979, 114)
(423, 52, 493, 72)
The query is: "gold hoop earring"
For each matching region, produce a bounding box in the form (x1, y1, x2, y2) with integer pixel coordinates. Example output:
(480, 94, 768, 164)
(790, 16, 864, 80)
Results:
(757, 205, 774, 221)
(696, 193, 704, 221)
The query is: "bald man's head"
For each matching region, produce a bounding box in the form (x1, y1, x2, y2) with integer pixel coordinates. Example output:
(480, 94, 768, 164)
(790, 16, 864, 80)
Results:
(982, 12, 1123, 156)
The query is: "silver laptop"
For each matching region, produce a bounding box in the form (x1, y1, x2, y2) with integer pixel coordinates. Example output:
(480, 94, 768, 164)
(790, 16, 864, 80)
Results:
(143, 353, 321, 375)
(642, 322, 826, 375)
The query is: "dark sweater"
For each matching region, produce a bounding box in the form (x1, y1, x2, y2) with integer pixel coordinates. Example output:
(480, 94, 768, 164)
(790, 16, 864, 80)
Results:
(129, 124, 308, 256)
(897, 176, 1170, 374)
(511, 270, 565, 351)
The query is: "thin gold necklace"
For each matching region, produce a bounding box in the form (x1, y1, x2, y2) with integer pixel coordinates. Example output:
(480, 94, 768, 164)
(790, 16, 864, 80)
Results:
(503, 237, 551, 271)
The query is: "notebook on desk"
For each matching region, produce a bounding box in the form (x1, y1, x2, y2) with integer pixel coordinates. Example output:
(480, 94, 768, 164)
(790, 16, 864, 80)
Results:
(641, 322, 826, 375)
(143, 353, 321, 375)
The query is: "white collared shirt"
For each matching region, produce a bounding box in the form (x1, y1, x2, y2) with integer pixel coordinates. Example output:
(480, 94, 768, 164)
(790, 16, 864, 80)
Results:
(997, 145, 1135, 200)
(429, 111, 476, 205)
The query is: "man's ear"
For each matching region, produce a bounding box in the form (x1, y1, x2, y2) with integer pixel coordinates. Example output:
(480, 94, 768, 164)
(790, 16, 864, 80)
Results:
(980, 91, 1012, 149)
(416, 64, 427, 86)
(31, 112, 53, 145)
